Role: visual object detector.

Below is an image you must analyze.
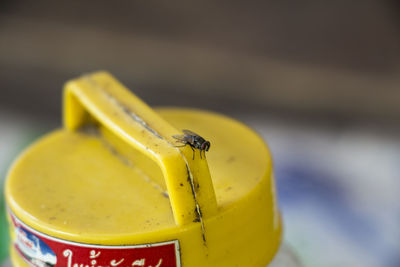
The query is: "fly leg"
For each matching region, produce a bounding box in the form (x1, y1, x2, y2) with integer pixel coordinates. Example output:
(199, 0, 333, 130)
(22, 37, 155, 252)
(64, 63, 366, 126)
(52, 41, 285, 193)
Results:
(190, 145, 196, 160)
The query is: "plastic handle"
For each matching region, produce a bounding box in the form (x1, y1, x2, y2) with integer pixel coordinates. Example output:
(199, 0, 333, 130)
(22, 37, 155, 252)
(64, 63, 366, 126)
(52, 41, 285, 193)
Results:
(63, 71, 217, 226)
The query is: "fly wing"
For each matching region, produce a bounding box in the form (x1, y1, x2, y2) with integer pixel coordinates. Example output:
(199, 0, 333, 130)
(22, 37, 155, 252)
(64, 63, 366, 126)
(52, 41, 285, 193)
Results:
(172, 134, 190, 143)
(182, 129, 200, 137)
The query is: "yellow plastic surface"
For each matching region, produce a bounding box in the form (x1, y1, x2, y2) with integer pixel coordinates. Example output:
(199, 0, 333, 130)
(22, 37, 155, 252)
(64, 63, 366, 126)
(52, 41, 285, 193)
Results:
(6, 72, 282, 266)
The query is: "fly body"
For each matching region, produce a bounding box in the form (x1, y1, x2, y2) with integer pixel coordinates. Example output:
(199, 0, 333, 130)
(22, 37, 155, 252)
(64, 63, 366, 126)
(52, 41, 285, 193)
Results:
(173, 129, 210, 159)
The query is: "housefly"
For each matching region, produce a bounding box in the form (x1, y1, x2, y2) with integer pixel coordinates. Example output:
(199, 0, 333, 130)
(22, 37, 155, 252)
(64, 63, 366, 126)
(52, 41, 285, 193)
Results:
(173, 129, 210, 159)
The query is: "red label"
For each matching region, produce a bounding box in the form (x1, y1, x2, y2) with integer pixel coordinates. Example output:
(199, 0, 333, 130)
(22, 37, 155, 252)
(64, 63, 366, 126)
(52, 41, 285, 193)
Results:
(10, 212, 181, 267)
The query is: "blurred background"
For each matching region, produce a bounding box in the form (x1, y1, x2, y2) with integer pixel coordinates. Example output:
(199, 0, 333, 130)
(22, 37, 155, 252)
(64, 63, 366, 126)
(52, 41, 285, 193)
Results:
(0, 1, 399, 266)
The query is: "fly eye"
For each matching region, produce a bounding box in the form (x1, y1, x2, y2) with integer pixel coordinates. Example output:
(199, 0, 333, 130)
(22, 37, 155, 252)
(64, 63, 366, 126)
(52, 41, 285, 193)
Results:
(206, 142, 210, 151)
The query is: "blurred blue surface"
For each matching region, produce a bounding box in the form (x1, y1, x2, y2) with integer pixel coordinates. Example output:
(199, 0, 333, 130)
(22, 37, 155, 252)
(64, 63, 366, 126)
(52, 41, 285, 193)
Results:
(247, 117, 400, 267)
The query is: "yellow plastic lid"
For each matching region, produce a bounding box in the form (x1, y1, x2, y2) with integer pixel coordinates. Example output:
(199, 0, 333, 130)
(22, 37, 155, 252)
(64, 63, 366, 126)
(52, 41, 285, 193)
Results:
(6, 72, 281, 267)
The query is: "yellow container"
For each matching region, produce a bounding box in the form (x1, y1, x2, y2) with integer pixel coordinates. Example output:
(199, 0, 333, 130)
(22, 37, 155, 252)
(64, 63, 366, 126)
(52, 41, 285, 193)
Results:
(5, 72, 282, 267)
